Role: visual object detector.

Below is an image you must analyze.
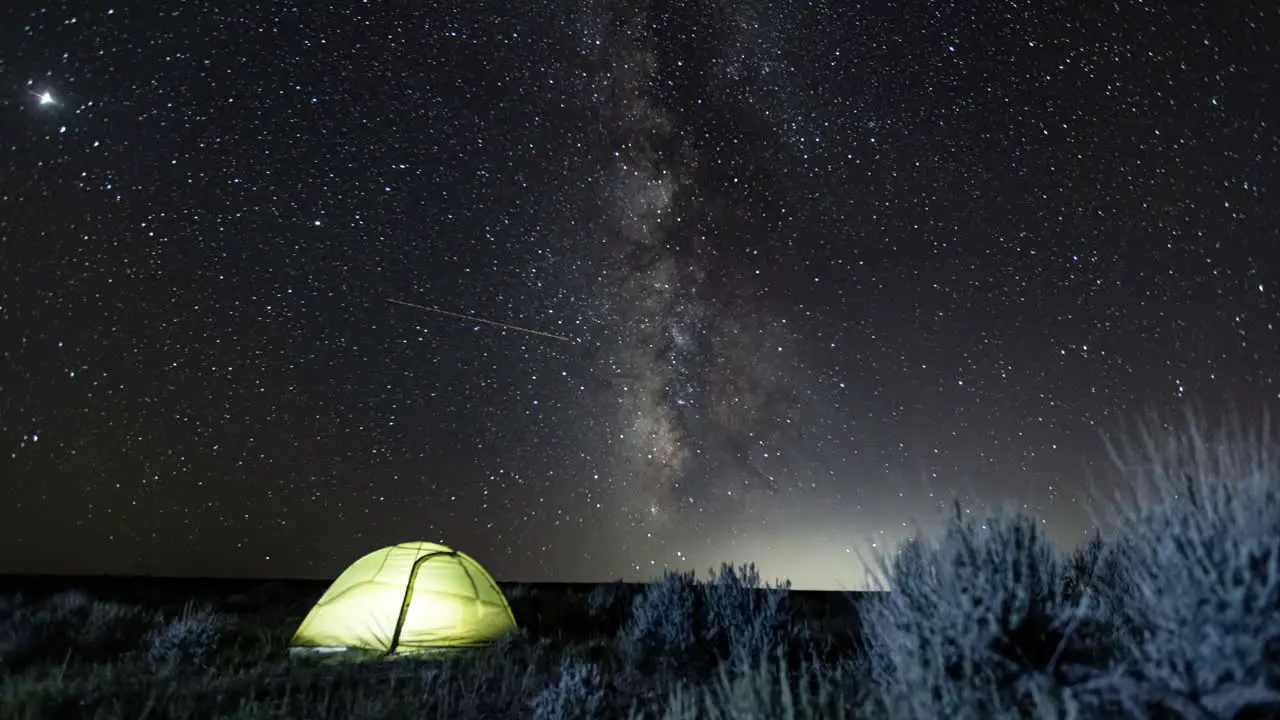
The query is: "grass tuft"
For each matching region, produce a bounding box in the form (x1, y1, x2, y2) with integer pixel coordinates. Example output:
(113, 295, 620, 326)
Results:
(145, 602, 223, 674)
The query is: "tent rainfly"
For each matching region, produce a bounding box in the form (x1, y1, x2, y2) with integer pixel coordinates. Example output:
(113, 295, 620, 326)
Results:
(289, 541, 517, 654)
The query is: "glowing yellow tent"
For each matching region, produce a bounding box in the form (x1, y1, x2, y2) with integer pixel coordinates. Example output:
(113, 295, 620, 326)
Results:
(289, 541, 517, 654)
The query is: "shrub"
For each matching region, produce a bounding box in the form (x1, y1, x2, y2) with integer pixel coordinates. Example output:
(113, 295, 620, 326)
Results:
(701, 563, 797, 673)
(529, 656, 606, 720)
(1089, 412, 1280, 718)
(859, 506, 1116, 718)
(618, 569, 697, 671)
(1061, 530, 1104, 603)
(419, 645, 543, 717)
(637, 650, 870, 720)
(0, 599, 50, 670)
(619, 564, 801, 677)
(145, 602, 222, 674)
(585, 579, 630, 620)
(0, 591, 152, 669)
(1057, 530, 1136, 658)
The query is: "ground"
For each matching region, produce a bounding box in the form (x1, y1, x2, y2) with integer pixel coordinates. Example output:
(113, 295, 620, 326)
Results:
(0, 572, 867, 719)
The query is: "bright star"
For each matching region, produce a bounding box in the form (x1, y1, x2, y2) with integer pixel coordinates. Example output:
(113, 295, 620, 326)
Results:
(30, 90, 55, 105)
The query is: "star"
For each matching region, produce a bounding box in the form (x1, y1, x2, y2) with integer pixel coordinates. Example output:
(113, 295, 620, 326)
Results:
(31, 90, 55, 105)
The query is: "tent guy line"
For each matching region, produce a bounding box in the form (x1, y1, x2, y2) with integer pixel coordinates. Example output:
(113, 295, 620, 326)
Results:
(386, 298, 576, 343)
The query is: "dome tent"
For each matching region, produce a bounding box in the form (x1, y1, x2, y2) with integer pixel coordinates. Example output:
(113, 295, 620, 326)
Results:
(289, 541, 517, 655)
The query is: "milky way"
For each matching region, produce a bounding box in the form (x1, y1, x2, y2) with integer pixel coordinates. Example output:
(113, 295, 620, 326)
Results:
(576, 0, 812, 547)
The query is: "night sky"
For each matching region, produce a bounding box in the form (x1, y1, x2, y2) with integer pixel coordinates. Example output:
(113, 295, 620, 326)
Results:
(2, 1, 1277, 590)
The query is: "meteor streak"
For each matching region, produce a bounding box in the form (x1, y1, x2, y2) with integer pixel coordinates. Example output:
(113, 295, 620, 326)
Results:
(387, 298, 575, 342)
